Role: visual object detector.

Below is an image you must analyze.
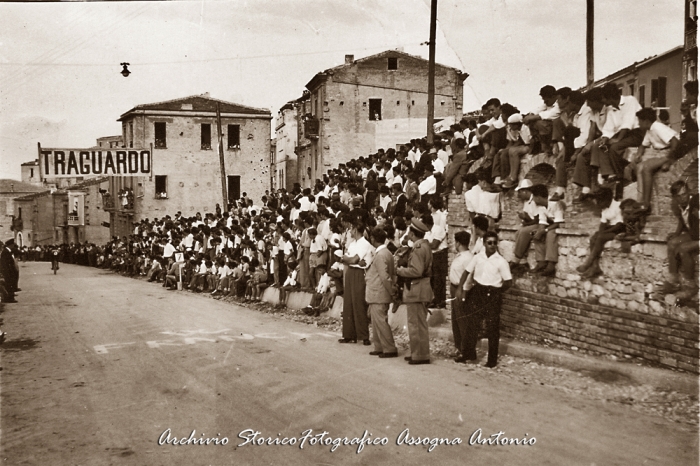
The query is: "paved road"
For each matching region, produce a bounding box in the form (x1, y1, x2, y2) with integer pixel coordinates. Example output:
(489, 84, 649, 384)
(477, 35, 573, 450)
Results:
(1, 262, 697, 465)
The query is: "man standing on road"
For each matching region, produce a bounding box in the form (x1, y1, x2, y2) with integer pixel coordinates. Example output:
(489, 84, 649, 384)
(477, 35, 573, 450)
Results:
(0, 238, 19, 303)
(365, 228, 398, 358)
(339, 223, 374, 346)
(396, 218, 433, 365)
(458, 231, 512, 368)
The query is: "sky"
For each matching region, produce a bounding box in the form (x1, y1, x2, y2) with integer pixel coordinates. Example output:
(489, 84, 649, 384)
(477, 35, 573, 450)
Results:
(0, 0, 686, 180)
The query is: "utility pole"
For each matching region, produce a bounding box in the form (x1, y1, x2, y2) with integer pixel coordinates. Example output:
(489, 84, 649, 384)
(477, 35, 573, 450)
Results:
(426, 0, 438, 144)
(216, 103, 228, 209)
(586, 0, 594, 88)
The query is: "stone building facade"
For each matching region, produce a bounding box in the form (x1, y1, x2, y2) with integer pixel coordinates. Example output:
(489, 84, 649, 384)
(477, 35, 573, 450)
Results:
(107, 94, 272, 238)
(279, 50, 467, 187)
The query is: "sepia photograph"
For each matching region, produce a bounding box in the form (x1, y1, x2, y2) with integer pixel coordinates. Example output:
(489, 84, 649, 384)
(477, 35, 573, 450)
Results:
(0, 0, 697, 464)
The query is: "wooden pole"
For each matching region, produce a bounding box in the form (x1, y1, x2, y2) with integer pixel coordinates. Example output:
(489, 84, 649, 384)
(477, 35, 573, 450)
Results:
(216, 103, 228, 209)
(586, 0, 594, 87)
(426, 0, 438, 144)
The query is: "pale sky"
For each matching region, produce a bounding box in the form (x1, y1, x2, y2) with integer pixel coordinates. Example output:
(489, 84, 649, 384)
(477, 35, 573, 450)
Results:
(0, 0, 685, 180)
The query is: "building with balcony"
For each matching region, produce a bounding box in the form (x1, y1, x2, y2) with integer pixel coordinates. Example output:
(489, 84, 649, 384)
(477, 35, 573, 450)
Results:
(107, 93, 272, 238)
(282, 50, 468, 187)
(0, 179, 46, 246)
(12, 177, 110, 247)
(593, 46, 684, 130)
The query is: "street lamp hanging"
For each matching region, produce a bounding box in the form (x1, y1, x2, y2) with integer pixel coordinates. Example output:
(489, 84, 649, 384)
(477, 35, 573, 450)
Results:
(120, 63, 131, 77)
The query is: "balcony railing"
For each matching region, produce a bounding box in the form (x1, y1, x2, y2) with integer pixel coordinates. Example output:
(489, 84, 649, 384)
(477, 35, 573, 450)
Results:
(303, 117, 319, 139)
(10, 217, 22, 231)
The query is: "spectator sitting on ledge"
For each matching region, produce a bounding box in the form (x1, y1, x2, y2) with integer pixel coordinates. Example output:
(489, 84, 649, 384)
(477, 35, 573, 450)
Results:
(655, 180, 699, 300)
(576, 188, 623, 278)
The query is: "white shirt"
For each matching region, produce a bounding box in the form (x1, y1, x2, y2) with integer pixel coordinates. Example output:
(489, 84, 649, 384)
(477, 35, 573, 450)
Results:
(427, 223, 447, 251)
(346, 236, 375, 269)
(283, 269, 298, 287)
(573, 104, 594, 149)
(163, 242, 176, 258)
(437, 149, 449, 167)
(534, 101, 561, 121)
(522, 194, 540, 219)
(419, 176, 437, 195)
(464, 185, 482, 213)
(299, 196, 312, 212)
(449, 250, 474, 286)
(506, 124, 532, 144)
(432, 209, 447, 230)
(218, 264, 231, 279)
(379, 194, 392, 212)
(432, 158, 445, 173)
(466, 250, 512, 288)
(310, 235, 327, 254)
(485, 116, 506, 129)
(538, 200, 565, 225)
(602, 95, 641, 138)
(601, 200, 623, 225)
(642, 121, 678, 150)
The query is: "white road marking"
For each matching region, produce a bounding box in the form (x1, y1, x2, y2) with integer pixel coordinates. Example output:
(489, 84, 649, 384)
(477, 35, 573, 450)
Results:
(145, 340, 184, 349)
(93, 342, 136, 354)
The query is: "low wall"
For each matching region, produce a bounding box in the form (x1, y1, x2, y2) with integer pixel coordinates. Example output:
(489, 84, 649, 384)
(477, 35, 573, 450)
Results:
(447, 148, 699, 373)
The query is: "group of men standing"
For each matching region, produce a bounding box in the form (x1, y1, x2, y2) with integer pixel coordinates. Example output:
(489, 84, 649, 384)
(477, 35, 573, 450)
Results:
(338, 215, 513, 368)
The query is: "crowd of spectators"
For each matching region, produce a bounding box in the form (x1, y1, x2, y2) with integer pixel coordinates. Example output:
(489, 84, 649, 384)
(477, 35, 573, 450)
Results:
(4, 79, 698, 362)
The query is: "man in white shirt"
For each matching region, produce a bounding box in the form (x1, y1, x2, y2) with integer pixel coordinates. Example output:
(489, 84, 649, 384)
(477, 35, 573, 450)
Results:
(424, 212, 448, 308)
(550, 91, 591, 201)
(339, 223, 375, 345)
(449, 231, 473, 363)
(592, 83, 644, 181)
(572, 87, 609, 200)
(576, 187, 623, 278)
(499, 113, 534, 190)
(457, 231, 512, 367)
(523, 85, 561, 154)
(418, 171, 437, 201)
(630, 107, 681, 211)
(511, 184, 563, 276)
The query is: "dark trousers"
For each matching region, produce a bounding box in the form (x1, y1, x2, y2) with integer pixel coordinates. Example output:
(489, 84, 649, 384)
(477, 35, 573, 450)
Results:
(464, 282, 503, 365)
(342, 268, 369, 340)
(431, 248, 448, 306)
(450, 284, 468, 355)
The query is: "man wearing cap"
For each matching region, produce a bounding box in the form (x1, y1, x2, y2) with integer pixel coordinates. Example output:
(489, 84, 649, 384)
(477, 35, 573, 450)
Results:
(499, 113, 534, 190)
(365, 228, 399, 358)
(0, 238, 19, 303)
(396, 218, 434, 365)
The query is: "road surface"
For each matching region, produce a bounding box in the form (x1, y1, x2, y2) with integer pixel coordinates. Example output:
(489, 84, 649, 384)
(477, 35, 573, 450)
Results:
(1, 262, 697, 465)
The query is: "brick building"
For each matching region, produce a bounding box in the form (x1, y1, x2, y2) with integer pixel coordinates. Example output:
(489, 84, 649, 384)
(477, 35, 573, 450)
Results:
(277, 50, 468, 188)
(107, 94, 272, 238)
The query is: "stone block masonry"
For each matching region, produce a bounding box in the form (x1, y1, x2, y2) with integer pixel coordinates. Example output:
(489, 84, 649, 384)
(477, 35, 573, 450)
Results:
(447, 148, 699, 373)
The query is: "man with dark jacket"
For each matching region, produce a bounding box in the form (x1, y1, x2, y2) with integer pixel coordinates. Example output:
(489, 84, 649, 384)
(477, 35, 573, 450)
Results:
(657, 180, 699, 300)
(0, 238, 19, 303)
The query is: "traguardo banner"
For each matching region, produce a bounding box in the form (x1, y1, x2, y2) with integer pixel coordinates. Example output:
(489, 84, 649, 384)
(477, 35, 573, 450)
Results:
(39, 147, 151, 177)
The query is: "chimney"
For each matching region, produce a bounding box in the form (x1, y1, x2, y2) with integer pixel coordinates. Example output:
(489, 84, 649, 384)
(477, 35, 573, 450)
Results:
(344, 54, 354, 65)
(10, 183, 14, 192)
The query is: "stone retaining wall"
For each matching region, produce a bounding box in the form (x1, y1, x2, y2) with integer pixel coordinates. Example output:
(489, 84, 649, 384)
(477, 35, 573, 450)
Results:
(447, 148, 699, 373)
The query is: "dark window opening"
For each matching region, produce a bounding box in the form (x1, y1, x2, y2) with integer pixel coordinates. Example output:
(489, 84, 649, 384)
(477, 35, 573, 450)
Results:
(155, 175, 168, 199)
(388, 57, 398, 70)
(30, 168, 34, 178)
(369, 99, 382, 121)
(129, 122, 134, 148)
(227, 175, 241, 203)
(201, 123, 211, 150)
(228, 124, 240, 149)
(639, 85, 646, 107)
(657, 76, 667, 107)
(154, 122, 166, 148)
(628, 83, 635, 98)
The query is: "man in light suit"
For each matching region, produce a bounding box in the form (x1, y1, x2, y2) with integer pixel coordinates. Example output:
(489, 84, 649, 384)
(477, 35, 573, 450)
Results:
(396, 218, 434, 365)
(365, 228, 398, 358)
